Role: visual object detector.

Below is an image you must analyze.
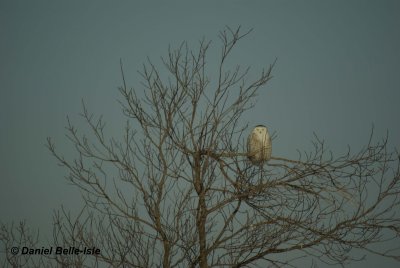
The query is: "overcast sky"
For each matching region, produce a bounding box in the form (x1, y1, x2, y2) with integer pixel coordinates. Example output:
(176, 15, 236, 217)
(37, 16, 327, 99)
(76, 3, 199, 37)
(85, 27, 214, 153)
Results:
(1, 1, 399, 267)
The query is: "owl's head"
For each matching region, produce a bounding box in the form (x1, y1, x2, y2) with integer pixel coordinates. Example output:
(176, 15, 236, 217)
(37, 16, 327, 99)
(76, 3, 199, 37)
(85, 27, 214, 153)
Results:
(253, 125, 267, 134)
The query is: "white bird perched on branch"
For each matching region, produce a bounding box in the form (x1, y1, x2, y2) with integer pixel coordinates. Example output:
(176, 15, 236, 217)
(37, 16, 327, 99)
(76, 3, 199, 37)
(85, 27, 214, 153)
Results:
(247, 125, 272, 165)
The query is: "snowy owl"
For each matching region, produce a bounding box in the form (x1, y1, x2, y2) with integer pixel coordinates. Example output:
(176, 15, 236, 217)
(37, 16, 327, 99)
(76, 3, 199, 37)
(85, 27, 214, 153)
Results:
(247, 125, 272, 165)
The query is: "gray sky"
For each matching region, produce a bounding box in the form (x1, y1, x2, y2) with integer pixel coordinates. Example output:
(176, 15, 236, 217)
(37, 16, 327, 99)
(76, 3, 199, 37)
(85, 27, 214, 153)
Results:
(1, 0, 399, 267)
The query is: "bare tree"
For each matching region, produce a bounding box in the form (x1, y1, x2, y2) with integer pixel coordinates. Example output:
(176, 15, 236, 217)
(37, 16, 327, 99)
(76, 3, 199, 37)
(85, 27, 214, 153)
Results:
(2, 26, 399, 267)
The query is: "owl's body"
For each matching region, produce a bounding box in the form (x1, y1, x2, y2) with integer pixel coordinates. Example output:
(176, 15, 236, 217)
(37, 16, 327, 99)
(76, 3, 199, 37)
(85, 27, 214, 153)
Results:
(247, 125, 272, 165)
